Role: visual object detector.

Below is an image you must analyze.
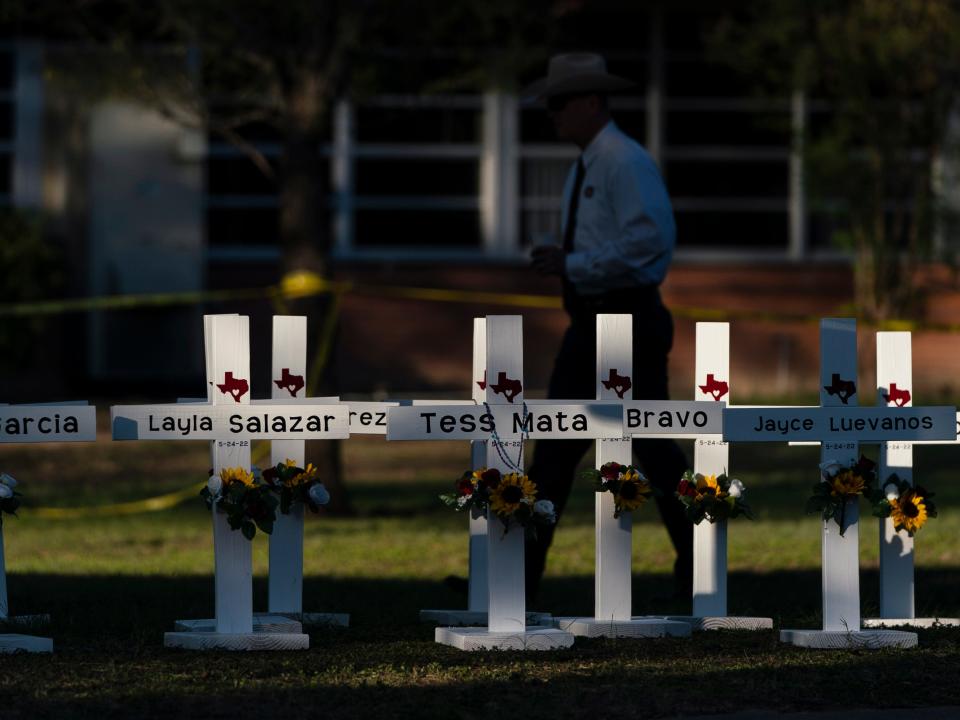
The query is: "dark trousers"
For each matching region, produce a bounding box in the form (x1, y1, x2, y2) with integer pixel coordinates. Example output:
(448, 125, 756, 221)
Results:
(525, 293, 693, 601)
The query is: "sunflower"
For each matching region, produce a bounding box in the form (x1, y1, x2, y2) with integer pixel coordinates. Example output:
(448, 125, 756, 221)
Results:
(890, 489, 928, 535)
(489, 473, 537, 515)
(829, 469, 864, 499)
(288, 462, 320, 488)
(617, 469, 653, 512)
(695, 473, 726, 500)
(220, 466, 256, 488)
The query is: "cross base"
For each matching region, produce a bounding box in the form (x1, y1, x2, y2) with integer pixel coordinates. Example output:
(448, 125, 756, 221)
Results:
(552, 616, 691, 639)
(435, 626, 574, 651)
(164, 631, 309, 651)
(863, 617, 960, 629)
(174, 612, 350, 631)
(173, 614, 303, 634)
(780, 628, 917, 649)
(0, 634, 53, 653)
(663, 615, 773, 632)
(419, 609, 551, 626)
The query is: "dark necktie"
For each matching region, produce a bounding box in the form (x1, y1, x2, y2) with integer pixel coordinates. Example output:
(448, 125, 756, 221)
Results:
(562, 157, 586, 310)
(563, 157, 586, 253)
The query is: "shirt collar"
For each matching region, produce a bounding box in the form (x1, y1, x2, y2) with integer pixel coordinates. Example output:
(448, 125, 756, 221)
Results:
(580, 120, 616, 170)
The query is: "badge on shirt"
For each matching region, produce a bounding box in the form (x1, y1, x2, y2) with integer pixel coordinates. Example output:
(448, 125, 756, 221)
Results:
(584, 186, 595, 198)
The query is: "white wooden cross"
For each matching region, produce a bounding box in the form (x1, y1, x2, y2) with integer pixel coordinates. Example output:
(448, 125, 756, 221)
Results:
(0, 400, 96, 654)
(417, 318, 494, 625)
(861, 331, 960, 628)
(111, 314, 349, 651)
(264, 315, 348, 627)
(658, 322, 773, 631)
(339, 318, 550, 627)
(724, 318, 955, 649)
(552, 314, 695, 638)
(388, 314, 623, 650)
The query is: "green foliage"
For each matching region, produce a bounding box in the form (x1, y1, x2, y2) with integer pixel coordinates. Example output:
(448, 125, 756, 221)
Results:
(262, 461, 329, 514)
(710, 0, 960, 320)
(200, 480, 278, 540)
(676, 469, 753, 525)
(805, 455, 876, 535)
(0, 491, 21, 528)
(582, 461, 661, 519)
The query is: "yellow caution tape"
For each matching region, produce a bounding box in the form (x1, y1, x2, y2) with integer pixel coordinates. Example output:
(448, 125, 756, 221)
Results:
(2, 269, 959, 334)
(28, 481, 206, 519)
(28, 442, 274, 519)
(0, 287, 271, 317)
(352, 283, 561, 309)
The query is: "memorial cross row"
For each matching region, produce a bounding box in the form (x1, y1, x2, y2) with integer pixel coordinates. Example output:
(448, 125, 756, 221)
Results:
(110, 314, 349, 651)
(723, 318, 955, 649)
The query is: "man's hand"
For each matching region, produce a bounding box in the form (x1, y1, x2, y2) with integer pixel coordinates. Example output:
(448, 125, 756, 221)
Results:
(531, 245, 566, 276)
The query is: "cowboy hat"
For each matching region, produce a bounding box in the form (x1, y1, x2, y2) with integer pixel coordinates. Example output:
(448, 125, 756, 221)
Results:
(522, 53, 635, 102)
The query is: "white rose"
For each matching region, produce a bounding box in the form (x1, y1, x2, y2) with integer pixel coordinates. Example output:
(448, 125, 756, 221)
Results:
(884, 483, 900, 502)
(206, 474, 223, 497)
(728, 478, 745, 498)
(309, 483, 331, 506)
(818, 460, 844, 478)
(0, 473, 17, 488)
(0, 484, 13, 499)
(533, 499, 556, 523)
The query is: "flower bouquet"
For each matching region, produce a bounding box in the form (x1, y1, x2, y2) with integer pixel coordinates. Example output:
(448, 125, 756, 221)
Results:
(581, 461, 657, 519)
(441, 467, 556, 536)
(200, 466, 278, 540)
(261, 458, 331, 514)
(806, 455, 875, 536)
(868, 473, 937, 537)
(676, 470, 752, 524)
(0, 473, 21, 527)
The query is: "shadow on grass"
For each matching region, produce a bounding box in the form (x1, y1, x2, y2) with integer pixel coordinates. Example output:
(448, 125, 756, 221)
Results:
(3, 570, 960, 719)
(7, 567, 960, 649)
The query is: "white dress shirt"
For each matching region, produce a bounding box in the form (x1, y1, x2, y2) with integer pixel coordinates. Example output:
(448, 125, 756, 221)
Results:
(563, 121, 676, 293)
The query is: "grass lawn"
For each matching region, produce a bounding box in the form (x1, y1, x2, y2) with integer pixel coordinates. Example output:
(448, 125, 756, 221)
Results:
(1, 432, 960, 718)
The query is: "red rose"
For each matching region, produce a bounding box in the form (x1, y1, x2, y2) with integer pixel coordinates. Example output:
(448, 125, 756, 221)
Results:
(601, 462, 622, 481)
(456, 475, 474, 496)
(677, 479, 696, 497)
(480, 468, 501, 489)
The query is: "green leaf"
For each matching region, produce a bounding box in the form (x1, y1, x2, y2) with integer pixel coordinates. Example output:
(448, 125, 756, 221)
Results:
(241, 521, 256, 541)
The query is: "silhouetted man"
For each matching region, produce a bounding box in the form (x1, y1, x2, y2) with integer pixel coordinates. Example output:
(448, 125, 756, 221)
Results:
(526, 53, 692, 602)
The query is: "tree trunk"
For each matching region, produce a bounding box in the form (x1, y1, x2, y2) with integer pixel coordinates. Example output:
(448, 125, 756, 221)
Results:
(277, 77, 352, 515)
